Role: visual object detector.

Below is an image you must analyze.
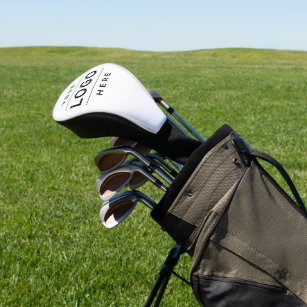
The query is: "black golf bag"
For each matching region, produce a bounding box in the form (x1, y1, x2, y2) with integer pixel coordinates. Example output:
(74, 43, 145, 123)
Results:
(151, 124, 307, 306)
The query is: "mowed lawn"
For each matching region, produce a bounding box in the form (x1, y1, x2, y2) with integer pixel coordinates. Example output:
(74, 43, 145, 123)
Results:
(0, 47, 306, 306)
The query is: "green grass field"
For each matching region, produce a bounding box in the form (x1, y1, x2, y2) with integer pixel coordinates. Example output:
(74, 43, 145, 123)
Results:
(1, 47, 306, 306)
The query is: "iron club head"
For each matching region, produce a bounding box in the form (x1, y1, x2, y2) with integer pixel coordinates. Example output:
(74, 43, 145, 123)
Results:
(95, 160, 168, 201)
(99, 190, 156, 229)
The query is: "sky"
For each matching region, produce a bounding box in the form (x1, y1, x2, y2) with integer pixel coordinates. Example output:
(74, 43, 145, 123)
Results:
(1, 0, 307, 52)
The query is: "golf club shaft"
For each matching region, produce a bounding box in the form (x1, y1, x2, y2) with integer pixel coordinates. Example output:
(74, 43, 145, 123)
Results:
(147, 153, 178, 177)
(109, 137, 182, 173)
(159, 98, 205, 142)
(171, 110, 205, 142)
(141, 171, 168, 192)
(149, 89, 205, 142)
(138, 193, 157, 209)
(115, 146, 174, 185)
(165, 112, 192, 139)
(168, 159, 183, 171)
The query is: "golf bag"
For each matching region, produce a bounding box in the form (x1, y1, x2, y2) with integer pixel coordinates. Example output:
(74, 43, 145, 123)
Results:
(151, 124, 307, 306)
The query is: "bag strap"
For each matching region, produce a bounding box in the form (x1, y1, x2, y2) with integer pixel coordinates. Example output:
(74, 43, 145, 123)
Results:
(250, 150, 306, 214)
(232, 132, 307, 216)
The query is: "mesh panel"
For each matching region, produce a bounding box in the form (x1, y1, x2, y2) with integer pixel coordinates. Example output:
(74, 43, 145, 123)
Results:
(168, 136, 246, 227)
(205, 161, 307, 303)
(198, 240, 281, 287)
(150, 127, 307, 304)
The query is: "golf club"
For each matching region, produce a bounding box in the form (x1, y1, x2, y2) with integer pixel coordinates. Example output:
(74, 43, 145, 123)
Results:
(96, 161, 168, 201)
(98, 157, 161, 191)
(94, 145, 173, 184)
(127, 161, 153, 190)
(111, 137, 183, 172)
(110, 136, 151, 156)
(148, 89, 205, 142)
(53, 63, 201, 164)
(99, 190, 157, 229)
(147, 153, 178, 177)
(110, 138, 178, 185)
(95, 136, 151, 174)
(102, 158, 151, 190)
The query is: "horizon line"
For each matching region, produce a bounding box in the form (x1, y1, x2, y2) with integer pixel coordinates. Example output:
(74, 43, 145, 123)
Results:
(1, 45, 307, 53)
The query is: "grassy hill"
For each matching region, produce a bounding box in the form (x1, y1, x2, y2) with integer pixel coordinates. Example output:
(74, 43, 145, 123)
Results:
(1, 47, 306, 306)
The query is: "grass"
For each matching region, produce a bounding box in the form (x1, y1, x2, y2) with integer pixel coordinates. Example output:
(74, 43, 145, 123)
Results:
(0, 46, 306, 306)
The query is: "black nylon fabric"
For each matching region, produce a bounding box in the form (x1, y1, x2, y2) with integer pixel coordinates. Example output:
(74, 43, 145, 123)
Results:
(193, 275, 306, 307)
(57, 114, 200, 164)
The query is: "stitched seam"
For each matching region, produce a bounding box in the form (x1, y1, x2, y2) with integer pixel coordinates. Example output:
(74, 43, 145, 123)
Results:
(174, 142, 236, 220)
(168, 138, 232, 216)
(213, 227, 305, 292)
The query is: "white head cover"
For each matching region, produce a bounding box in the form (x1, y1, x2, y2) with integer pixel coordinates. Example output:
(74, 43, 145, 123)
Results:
(52, 63, 166, 134)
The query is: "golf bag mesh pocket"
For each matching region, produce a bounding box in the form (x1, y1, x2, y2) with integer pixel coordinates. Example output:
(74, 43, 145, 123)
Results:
(151, 125, 307, 306)
(151, 124, 247, 251)
(191, 160, 307, 306)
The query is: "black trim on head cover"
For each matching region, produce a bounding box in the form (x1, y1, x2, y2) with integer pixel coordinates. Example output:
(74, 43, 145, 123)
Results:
(56, 113, 201, 164)
(141, 119, 201, 164)
(151, 124, 233, 223)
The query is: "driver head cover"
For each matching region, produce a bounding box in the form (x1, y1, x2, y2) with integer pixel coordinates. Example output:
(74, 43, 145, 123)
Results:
(52, 63, 166, 134)
(52, 63, 201, 164)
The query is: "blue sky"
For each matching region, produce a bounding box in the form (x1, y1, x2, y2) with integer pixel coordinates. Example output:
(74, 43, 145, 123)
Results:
(1, 0, 307, 51)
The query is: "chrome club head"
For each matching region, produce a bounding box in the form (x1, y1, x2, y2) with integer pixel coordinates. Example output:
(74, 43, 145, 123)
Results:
(99, 190, 156, 229)
(94, 145, 173, 184)
(95, 160, 168, 202)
